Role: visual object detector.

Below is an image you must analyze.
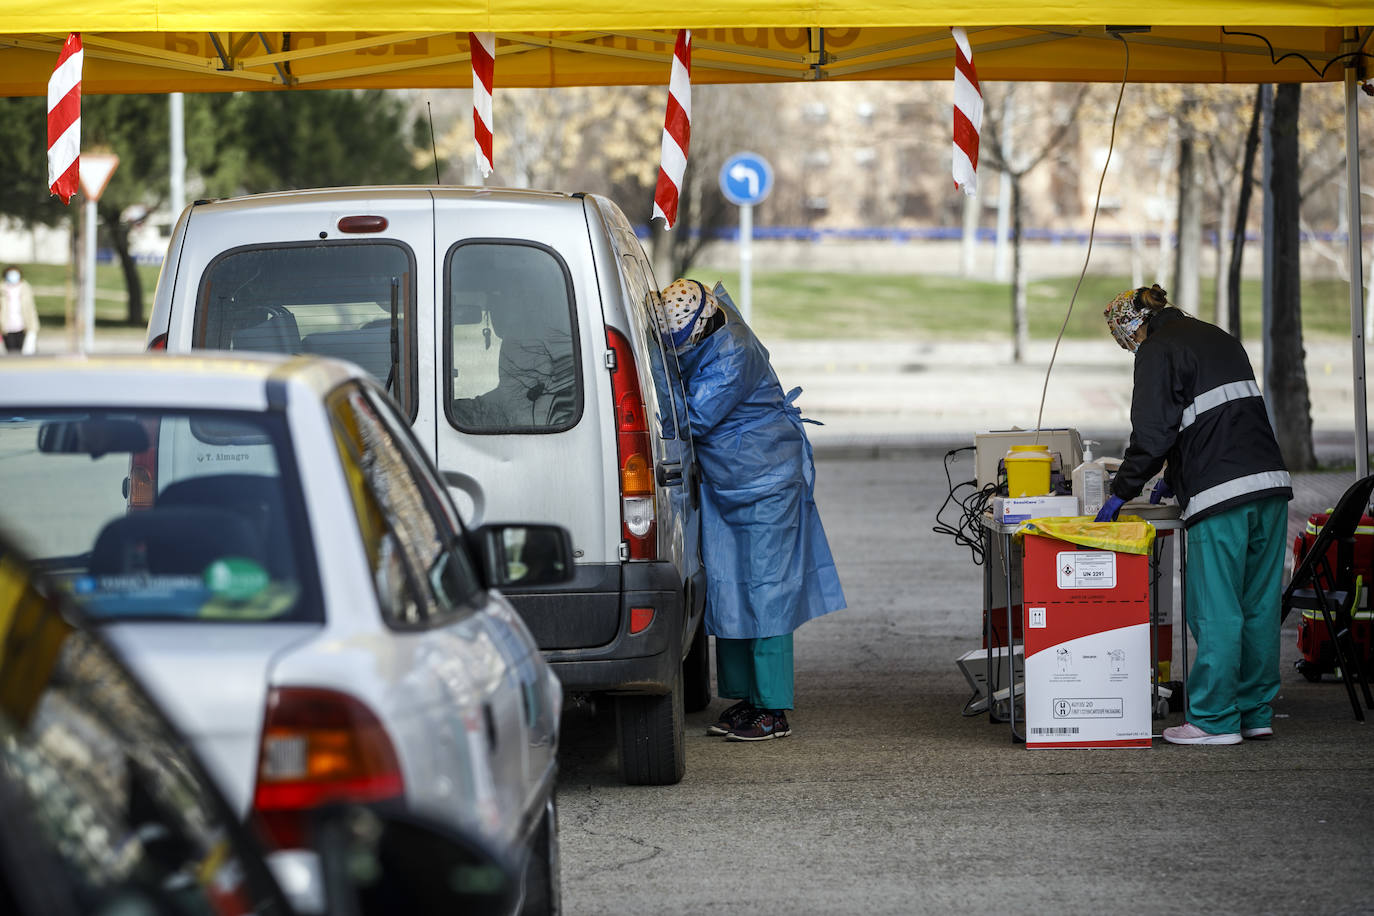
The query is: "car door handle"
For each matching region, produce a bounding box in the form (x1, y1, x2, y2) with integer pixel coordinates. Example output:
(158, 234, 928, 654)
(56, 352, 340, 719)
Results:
(656, 461, 683, 486)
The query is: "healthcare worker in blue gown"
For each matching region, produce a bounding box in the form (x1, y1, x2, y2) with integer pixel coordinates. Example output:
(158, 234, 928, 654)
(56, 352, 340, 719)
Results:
(658, 278, 846, 742)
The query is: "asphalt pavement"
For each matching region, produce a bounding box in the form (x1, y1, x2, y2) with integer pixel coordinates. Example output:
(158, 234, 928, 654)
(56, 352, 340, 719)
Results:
(555, 338, 1374, 916)
(557, 452, 1374, 916)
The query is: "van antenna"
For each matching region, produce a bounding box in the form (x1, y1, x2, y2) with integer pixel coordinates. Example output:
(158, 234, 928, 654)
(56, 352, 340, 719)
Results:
(427, 101, 441, 185)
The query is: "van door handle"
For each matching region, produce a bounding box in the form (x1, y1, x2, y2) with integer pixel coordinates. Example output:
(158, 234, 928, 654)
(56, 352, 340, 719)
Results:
(656, 461, 683, 486)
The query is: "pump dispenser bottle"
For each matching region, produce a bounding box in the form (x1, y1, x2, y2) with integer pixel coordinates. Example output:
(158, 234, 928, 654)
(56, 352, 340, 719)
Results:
(1073, 439, 1108, 517)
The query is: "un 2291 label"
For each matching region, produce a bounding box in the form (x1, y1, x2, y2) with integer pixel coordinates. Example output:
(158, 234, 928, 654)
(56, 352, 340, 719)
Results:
(1055, 551, 1116, 589)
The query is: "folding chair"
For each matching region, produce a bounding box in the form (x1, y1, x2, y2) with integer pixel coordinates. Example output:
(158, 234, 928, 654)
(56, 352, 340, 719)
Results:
(1281, 473, 1374, 721)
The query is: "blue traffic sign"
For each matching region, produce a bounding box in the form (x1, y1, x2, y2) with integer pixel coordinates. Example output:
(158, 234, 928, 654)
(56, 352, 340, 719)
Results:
(719, 152, 774, 206)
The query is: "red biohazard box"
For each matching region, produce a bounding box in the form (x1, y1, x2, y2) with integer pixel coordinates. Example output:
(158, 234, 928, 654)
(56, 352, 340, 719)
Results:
(1021, 533, 1152, 748)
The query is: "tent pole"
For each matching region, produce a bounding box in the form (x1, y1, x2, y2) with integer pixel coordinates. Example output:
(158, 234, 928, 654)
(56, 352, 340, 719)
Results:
(1344, 33, 1369, 480)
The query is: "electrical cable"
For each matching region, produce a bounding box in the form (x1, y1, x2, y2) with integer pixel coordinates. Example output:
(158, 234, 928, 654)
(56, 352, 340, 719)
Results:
(1034, 34, 1131, 437)
(1220, 27, 1371, 81)
(931, 446, 997, 566)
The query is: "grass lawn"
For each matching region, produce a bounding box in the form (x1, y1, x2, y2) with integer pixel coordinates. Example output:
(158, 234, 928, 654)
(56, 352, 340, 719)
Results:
(17, 261, 162, 328)
(14, 259, 1358, 342)
(698, 269, 1358, 342)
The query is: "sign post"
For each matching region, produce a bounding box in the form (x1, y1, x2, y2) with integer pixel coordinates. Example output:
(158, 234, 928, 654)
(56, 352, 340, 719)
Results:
(77, 153, 119, 354)
(719, 152, 773, 326)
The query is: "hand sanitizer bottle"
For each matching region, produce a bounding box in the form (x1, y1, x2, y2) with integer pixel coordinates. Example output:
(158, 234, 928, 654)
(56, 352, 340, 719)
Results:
(1073, 439, 1107, 517)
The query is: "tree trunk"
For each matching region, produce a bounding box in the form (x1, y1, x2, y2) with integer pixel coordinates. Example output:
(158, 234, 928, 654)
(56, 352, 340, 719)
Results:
(648, 220, 673, 287)
(1173, 132, 1201, 314)
(1266, 83, 1317, 472)
(1011, 175, 1028, 363)
(1227, 86, 1263, 339)
(960, 192, 979, 277)
(101, 207, 144, 327)
(1213, 188, 1232, 327)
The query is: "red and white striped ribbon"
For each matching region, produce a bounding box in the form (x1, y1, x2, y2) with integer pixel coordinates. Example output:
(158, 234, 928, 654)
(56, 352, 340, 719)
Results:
(651, 29, 692, 228)
(47, 32, 82, 205)
(951, 27, 982, 197)
(470, 32, 495, 179)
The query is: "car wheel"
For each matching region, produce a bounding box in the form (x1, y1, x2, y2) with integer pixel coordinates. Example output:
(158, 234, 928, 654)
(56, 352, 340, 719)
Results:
(520, 797, 561, 916)
(615, 666, 686, 786)
(682, 622, 711, 713)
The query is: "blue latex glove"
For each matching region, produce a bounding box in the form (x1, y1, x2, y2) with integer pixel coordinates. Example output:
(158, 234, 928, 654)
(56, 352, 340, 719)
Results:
(1095, 494, 1125, 522)
(1149, 479, 1174, 504)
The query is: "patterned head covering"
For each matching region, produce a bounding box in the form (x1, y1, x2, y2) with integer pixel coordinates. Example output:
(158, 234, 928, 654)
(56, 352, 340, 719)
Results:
(658, 278, 720, 350)
(1104, 288, 1148, 353)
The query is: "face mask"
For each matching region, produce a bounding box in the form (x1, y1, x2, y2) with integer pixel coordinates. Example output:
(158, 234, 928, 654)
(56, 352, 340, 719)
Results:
(3, 272, 18, 285)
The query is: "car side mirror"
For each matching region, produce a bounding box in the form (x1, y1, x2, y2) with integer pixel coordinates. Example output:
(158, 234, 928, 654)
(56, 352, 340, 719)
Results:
(473, 523, 575, 589)
(312, 805, 519, 916)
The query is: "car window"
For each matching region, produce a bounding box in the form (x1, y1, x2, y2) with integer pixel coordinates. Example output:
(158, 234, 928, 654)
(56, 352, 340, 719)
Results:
(0, 550, 288, 915)
(328, 384, 481, 627)
(444, 240, 581, 434)
(195, 241, 418, 417)
(0, 409, 320, 624)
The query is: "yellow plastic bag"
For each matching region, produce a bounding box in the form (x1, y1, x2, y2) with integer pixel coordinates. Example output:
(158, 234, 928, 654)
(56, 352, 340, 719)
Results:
(1014, 515, 1156, 556)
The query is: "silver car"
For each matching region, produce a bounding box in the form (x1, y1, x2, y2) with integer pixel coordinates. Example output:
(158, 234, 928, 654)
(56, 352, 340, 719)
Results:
(0, 352, 567, 915)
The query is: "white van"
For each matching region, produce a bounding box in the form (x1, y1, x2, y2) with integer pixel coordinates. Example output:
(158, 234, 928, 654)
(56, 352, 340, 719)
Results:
(148, 187, 707, 785)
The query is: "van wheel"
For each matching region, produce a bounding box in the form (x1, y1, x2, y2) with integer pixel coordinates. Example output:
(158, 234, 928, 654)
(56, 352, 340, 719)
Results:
(683, 623, 711, 713)
(615, 667, 686, 785)
(520, 797, 560, 916)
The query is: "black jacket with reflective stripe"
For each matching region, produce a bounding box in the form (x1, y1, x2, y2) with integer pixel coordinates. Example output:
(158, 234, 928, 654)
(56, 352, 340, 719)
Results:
(1110, 308, 1292, 526)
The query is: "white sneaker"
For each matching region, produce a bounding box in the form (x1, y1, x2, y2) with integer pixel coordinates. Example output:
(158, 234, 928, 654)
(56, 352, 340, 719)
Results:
(1163, 722, 1242, 745)
(1241, 726, 1274, 740)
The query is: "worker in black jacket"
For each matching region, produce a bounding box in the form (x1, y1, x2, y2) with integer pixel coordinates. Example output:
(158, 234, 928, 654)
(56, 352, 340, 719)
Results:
(1096, 284, 1293, 746)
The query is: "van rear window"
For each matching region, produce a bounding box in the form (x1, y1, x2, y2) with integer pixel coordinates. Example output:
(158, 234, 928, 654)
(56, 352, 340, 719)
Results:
(444, 241, 581, 434)
(195, 242, 416, 416)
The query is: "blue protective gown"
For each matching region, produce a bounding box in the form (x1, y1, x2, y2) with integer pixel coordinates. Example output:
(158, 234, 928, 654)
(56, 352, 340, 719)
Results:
(674, 293, 846, 639)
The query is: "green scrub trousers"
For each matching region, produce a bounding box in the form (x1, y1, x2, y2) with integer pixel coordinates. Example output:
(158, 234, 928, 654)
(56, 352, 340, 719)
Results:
(1184, 495, 1288, 735)
(715, 634, 794, 710)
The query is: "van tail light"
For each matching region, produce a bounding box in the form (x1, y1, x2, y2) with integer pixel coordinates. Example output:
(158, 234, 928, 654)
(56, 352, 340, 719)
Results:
(606, 328, 657, 560)
(252, 687, 404, 850)
(126, 418, 160, 511)
(147, 332, 168, 351)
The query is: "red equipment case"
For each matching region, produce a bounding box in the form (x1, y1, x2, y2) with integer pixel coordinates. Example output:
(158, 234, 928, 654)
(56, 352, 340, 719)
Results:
(1291, 510, 1374, 681)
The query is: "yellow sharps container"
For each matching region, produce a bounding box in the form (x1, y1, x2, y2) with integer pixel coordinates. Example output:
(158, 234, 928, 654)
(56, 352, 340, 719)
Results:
(1004, 444, 1053, 497)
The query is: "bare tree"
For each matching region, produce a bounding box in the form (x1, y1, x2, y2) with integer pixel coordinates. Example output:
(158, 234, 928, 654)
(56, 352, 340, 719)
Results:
(981, 83, 1088, 363)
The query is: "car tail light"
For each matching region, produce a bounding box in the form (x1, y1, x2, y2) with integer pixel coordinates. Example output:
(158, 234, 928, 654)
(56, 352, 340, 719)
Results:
(629, 606, 655, 634)
(337, 215, 389, 233)
(252, 687, 404, 850)
(147, 332, 167, 350)
(126, 418, 160, 511)
(606, 328, 657, 560)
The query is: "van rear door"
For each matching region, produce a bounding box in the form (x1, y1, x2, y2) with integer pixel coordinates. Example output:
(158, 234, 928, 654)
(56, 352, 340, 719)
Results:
(432, 194, 614, 615)
(176, 191, 437, 449)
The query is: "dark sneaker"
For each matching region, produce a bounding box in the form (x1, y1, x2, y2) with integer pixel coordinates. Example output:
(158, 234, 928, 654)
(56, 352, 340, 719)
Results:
(706, 701, 754, 736)
(725, 709, 791, 742)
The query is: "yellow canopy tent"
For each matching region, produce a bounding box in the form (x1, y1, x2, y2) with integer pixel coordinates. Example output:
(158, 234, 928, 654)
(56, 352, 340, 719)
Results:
(0, 5, 1370, 94)
(0, 2, 1370, 470)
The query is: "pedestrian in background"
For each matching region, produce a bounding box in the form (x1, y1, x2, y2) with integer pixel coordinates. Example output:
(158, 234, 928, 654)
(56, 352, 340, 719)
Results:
(1096, 283, 1292, 745)
(658, 278, 845, 742)
(2, 266, 38, 355)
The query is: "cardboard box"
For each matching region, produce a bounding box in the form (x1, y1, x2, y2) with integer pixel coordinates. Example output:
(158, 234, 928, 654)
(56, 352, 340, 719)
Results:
(992, 495, 1079, 525)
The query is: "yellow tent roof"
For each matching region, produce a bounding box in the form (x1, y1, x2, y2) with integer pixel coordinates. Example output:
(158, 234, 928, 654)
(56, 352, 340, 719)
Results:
(0, 3, 1370, 94)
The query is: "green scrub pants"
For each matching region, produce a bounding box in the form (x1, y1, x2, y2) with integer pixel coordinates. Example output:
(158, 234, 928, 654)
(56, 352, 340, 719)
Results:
(715, 634, 794, 710)
(1184, 495, 1288, 735)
